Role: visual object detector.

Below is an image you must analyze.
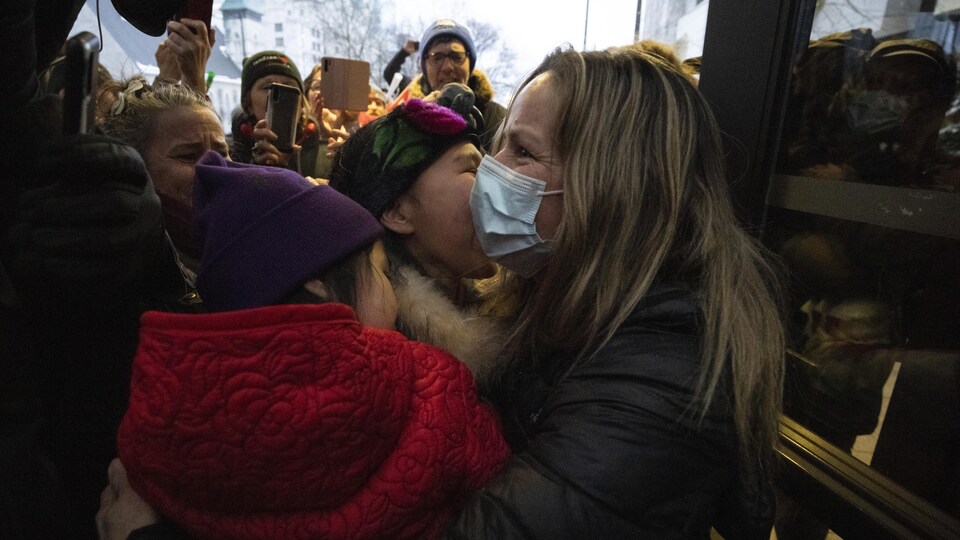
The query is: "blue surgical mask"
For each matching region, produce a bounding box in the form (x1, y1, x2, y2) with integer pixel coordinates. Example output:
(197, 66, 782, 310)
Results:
(470, 155, 563, 277)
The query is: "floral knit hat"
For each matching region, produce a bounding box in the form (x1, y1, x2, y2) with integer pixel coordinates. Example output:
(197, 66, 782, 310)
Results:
(328, 98, 480, 217)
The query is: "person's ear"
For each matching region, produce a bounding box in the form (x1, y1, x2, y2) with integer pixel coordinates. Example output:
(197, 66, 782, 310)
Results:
(380, 196, 415, 235)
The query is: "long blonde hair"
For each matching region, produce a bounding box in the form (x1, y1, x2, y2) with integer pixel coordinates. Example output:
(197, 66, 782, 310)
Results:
(500, 44, 784, 471)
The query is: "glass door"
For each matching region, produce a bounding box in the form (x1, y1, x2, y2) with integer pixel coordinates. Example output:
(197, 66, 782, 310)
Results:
(768, 1, 959, 538)
(699, 0, 960, 538)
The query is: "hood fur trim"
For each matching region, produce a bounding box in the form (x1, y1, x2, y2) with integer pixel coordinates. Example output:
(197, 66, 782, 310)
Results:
(410, 69, 496, 103)
(393, 264, 506, 387)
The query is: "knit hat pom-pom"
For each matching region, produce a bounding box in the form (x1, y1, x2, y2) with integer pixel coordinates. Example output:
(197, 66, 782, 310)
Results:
(403, 99, 467, 135)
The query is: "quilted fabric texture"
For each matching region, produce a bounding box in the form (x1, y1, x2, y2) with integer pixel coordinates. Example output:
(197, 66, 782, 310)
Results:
(117, 303, 509, 540)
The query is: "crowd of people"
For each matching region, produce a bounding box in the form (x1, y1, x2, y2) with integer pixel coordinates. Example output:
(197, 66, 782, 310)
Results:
(3, 1, 788, 539)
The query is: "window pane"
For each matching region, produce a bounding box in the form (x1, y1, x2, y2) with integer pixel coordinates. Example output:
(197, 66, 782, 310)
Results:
(638, 0, 708, 65)
(770, 0, 960, 529)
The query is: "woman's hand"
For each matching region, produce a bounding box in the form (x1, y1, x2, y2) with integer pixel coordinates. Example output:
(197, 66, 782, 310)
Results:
(308, 90, 325, 120)
(163, 18, 215, 92)
(326, 127, 350, 159)
(154, 41, 181, 85)
(251, 119, 300, 168)
(96, 459, 160, 540)
(403, 38, 419, 55)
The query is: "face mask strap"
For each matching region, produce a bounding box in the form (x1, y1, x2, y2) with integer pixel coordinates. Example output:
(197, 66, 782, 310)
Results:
(538, 189, 564, 197)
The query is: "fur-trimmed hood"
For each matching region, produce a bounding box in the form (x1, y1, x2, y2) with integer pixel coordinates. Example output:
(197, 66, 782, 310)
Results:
(392, 264, 507, 388)
(408, 69, 497, 105)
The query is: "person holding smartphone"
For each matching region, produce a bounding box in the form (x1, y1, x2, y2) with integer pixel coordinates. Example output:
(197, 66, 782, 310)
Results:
(232, 50, 331, 179)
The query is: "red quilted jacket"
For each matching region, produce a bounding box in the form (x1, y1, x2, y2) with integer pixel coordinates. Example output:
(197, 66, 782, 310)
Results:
(117, 303, 509, 540)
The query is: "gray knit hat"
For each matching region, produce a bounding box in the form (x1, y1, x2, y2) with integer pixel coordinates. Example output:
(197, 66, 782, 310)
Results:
(419, 19, 477, 76)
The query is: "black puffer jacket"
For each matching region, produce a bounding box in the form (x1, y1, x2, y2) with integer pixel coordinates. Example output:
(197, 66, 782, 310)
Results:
(445, 283, 773, 539)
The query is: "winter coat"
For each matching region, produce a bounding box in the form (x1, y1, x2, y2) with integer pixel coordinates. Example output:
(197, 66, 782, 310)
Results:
(118, 303, 510, 540)
(391, 263, 507, 389)
(444, 282, 775, 539)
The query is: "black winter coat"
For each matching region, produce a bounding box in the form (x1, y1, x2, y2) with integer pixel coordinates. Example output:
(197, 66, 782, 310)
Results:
(445, 283, 773, 539)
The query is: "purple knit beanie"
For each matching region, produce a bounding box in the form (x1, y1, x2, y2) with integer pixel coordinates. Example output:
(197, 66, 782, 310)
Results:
(193, 152, 383, 311)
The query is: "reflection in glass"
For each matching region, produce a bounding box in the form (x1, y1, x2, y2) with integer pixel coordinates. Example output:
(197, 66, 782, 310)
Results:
(781, 31, 959, 189)
(771, 1, 960, 537)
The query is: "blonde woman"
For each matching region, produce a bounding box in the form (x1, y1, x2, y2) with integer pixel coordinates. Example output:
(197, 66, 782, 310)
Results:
(95, 43, 785, 540)
(458, 43, 785, 538)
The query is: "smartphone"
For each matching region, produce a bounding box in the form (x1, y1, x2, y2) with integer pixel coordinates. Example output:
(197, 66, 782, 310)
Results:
(175, 0, 214, 28)
(266, 82, 301, 152)
(320, 57, 371, 111)
(62, 31, 100, 135)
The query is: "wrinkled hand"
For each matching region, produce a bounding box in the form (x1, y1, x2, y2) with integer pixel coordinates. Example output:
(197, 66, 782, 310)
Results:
(326, 127, 350, 159)
(163, 18, 214, 92)
(96, 459, 160, 540)
(154, 41, 181, 84)
(252, 118, 299, 167)
(6, 135, 167, 285)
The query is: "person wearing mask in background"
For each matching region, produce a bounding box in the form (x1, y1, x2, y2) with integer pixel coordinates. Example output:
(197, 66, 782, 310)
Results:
(232, 50, 330, 179)
(384, 19, 505, 152)
(96, 151, 509, 540)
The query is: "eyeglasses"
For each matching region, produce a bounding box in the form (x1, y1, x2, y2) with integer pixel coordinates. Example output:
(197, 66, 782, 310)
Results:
(425, 51, 468, 66)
